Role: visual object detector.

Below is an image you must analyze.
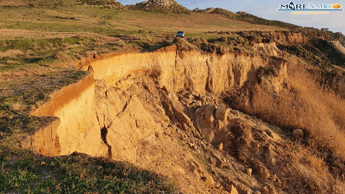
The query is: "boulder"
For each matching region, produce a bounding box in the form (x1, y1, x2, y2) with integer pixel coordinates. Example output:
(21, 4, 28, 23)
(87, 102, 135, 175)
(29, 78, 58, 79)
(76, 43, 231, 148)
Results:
(162, 92, 193, 127)
(257, 163, 270, 179)
(194, 103, 217, 129)
(215, 104, 230, 122)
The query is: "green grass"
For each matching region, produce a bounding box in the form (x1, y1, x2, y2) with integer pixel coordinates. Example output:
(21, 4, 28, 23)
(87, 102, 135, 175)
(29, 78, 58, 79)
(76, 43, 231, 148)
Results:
(0, 37, 90, 52)
(0, 153, 178, 193)
(0, 70, 89, 107)
(0, 6, 283, 38)
(0, 34, 122, 72)
(277, 44, 332, 69)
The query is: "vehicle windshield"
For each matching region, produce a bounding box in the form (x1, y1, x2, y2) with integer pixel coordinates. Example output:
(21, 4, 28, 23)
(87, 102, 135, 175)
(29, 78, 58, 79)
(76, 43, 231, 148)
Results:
(177, 31, 184, 33)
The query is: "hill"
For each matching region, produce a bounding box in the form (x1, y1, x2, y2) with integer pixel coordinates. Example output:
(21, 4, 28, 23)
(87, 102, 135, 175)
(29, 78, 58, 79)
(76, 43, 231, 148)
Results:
(194, 7, 305, 30)
(128, 0, 191, 14)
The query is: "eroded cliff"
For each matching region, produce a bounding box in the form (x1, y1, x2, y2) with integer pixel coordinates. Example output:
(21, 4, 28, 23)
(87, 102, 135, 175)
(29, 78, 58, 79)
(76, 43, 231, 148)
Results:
(25, 41, 345, 193)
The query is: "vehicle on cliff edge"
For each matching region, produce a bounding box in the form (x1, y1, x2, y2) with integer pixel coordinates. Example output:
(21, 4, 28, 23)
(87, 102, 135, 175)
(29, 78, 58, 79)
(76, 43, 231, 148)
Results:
(176, 31, 185, 38)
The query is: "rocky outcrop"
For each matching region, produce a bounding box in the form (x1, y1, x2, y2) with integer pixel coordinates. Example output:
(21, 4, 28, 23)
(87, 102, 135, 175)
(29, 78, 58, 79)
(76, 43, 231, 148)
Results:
(253, 42, 282, 56)
(332, 41, 345, 56)
(148, 0, 175, 7)
(257, 57, 288, 94)
(134, 0, 190, 13)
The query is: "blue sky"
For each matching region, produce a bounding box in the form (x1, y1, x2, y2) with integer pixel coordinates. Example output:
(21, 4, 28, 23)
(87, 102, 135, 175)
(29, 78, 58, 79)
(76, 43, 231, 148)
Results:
(118, 0, 345, 34)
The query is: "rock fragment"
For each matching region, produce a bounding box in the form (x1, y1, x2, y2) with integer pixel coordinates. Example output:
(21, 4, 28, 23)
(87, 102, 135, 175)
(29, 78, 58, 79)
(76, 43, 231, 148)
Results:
(293, 129, 304, 139)
(257, 164, 270, 179)
(267, 185, 276, 194)
(209, 157, 217, 166)
(188, 142, 198, 150)
(246, 168, 252, 176)
(237, 183, 252, 194)
(261, 185, 276, 194)
(261, 186, 269, 194)
(218, 143, 223, 151)
(215, 104, 229, 122)
(225, 184, 238, 194)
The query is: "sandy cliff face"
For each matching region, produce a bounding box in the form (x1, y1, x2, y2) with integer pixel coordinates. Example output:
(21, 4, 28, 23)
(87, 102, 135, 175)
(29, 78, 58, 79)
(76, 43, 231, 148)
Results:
(85, 45, 280, 96)
(23, 118, 61, 156)
(27, 43, 289, 193)
(31, 74, 108, 156)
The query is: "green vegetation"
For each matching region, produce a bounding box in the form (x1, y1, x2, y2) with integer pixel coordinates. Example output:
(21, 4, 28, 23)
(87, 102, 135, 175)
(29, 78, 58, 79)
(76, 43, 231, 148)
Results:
(0, 35, 122, 72)
(313, 39, 345, 68)
(235, 11, 301, 30)
(0, 153, 177, 193)
(265, 65, 276, 75)
(277, 40, 345, 73)
(0, 70, 89, 107)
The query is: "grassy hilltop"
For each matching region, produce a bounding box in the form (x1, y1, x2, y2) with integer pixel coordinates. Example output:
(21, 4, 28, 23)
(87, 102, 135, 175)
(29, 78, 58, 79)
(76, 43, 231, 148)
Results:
(1, 0, 345, 193)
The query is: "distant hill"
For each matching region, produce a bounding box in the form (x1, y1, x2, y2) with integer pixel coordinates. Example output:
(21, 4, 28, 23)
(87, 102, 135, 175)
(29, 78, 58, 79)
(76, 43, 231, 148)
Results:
(236, 11, 301, 30)
(128, 0, 191, 14)
(78, 0, 122, 6)
(194, 8, 301, 30)
(194, 8, 238, 19)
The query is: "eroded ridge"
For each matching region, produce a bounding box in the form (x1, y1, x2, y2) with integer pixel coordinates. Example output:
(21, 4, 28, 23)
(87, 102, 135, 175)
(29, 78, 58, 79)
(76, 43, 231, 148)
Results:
(24, 43, 345, 193)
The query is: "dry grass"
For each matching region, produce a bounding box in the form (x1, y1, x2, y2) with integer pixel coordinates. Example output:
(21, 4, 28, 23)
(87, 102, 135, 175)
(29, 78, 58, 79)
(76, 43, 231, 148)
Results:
(290, 145, 333, 191)
(0, 49, 24, 59)
(232, 62, 345, 159)
(0, 0, 27, 6)
(0, 7, 283, 39)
